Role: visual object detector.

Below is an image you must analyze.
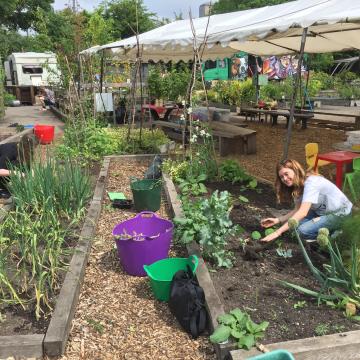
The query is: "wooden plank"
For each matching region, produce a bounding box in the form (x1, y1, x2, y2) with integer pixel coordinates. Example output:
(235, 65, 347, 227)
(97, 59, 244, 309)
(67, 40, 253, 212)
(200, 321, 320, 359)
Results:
(230, 329, 360, 359)
(153, 120, 185, 131)
(162, 173, 232, 360)
(44, 200, 102, 356)
(0, 334, 44, 358)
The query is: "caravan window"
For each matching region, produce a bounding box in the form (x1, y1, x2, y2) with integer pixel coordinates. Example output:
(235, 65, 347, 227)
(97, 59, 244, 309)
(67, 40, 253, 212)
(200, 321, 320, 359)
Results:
(204, 60, 217, 70)
(22, 65, 43, 74)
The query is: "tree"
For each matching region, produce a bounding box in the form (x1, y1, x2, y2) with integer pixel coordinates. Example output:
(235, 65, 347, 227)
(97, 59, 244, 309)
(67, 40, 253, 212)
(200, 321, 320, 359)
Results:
(212, 0, 292, 14)
(103, 0, 157, 40)
(84, 8, 114, 47)
(0, 0, 54, 31)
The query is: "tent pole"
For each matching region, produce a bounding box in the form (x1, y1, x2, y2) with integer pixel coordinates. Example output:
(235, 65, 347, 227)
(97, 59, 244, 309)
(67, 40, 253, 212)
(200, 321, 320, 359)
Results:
(283, 27, 308, 160)
(100, 50, 104, 93)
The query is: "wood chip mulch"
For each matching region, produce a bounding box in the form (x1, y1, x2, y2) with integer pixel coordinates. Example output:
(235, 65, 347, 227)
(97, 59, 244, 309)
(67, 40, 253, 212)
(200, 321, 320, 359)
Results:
(59, 160, 215, 360)
(226, 121, 346, 182)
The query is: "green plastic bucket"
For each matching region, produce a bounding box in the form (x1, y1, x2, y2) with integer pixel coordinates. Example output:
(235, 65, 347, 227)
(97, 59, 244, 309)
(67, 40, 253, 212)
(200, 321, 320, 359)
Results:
(130, 179, 162, 212)
(143, 255, 199, 301)
(247, 350, 295, 360)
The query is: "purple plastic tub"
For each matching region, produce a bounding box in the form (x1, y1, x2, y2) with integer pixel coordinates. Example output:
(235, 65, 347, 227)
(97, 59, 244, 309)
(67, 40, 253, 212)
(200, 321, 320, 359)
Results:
(112, 211, 173, 276)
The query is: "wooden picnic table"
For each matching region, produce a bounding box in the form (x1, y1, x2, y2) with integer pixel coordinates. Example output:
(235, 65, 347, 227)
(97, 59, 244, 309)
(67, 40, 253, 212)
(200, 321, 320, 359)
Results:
(241, 107, 314, 129)
(153, 120, 256, 156)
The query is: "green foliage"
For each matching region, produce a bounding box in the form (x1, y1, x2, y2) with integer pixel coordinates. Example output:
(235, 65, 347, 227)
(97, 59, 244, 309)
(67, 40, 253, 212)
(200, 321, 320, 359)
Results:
(251, 231, 261, 241)
(174, 191, 239, 268)
(2, 158, 91, 319)
(162, 159, 190, 183)
(212, 0, 291, 14)
(178, 173, 208, 197)
(57, 120, 170, 163)
(280, 222, 360, 311)
(293, 301, 307, 309)
(213, 79, 256, 106)
(4, 92, 16, 106)
(210, 308, 269, 350)
(83, 8, 114, 47)
(314, 323, 330, 336)
(219, 160, 253, 184)
(103, 0, 157, 40)
(276, 248, 293, 258)
(148, 64, 192, 101)
(308, 54, 334, 73)
(189, 121, 218, 180)
(0, 0, 53, 31)
(9, 158, 91, 219)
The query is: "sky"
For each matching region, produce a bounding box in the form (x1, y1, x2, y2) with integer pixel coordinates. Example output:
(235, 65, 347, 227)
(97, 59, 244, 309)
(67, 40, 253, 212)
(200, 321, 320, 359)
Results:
(53, 0, 209, 19)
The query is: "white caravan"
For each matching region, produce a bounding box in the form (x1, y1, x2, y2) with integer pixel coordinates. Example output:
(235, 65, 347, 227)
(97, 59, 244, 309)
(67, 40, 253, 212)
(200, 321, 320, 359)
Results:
(4, 52, 60, 87)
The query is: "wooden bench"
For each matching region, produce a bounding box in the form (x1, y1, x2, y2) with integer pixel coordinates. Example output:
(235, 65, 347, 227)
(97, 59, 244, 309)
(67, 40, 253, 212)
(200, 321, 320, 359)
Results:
(153, 120, 256, 156)
(210, 122, 256, 156)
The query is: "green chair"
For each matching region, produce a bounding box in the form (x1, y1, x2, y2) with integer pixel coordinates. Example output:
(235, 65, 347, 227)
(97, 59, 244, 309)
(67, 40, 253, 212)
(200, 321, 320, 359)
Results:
(343, 157, 360, 202)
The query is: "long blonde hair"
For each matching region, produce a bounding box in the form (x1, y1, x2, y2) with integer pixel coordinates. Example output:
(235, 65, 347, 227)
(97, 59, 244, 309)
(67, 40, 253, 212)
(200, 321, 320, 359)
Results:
(275, 159, 307, 204)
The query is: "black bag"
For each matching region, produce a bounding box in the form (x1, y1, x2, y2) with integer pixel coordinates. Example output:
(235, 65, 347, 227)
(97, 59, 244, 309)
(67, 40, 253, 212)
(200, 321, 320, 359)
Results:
(144, 155, 162, 179)
(168, 266, 207, 338)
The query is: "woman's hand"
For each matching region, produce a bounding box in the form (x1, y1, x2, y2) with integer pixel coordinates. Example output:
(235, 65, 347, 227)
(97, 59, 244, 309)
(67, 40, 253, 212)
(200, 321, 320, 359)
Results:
(260, 217, 280, 228)
(261, 230, 281, 242)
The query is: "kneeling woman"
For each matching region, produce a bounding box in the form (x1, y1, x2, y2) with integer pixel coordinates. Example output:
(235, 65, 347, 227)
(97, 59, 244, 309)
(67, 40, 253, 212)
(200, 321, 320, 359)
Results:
(261, 159, 352, 242)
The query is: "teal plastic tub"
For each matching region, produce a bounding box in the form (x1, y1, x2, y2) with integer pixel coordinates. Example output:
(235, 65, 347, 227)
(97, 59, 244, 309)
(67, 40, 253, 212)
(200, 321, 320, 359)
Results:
(143, 255, 198, 301)
(247, 350, 295, 360)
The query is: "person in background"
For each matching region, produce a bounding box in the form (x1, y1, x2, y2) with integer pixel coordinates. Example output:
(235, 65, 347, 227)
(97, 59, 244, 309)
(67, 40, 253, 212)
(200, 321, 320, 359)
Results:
(39, 87, 55, 110)
(0, 134, 35, 198)
(260, 159, 352, 242)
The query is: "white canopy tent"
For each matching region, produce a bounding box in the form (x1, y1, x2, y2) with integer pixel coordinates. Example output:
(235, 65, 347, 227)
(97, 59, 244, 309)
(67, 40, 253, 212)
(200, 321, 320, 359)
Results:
(80, 0, 360, 61)
(80, 0, 360, 158)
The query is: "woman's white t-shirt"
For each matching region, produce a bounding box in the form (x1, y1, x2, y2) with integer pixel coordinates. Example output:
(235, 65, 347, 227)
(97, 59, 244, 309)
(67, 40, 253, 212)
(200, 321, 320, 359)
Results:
(301, 175, 352, 216)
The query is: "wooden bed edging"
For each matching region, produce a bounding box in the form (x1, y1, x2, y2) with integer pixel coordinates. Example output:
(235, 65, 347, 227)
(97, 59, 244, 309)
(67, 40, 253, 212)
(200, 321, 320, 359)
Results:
(43, 158, 110, 357)
(230, 329, 360, 360)
(162, 173, 236, 359)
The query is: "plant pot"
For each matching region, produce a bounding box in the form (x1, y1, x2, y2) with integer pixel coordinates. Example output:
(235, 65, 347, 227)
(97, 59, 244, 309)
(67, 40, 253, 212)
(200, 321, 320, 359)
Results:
(130, 178, 162, 212)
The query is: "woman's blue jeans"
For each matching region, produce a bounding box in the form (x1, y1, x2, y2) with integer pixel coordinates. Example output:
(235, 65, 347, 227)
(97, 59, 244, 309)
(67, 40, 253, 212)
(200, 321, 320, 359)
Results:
(297, 210, 341, 240)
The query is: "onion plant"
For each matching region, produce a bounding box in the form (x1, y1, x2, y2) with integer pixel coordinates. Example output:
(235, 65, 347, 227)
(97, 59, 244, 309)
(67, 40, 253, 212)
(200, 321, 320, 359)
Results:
(0, 157, 91, 319)
(280, 218, 360, 312)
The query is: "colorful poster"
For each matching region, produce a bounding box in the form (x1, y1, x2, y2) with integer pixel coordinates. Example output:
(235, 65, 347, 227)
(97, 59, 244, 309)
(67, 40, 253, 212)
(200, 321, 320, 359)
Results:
(262, 55, 305, 79)
(230, 55, 248, 80)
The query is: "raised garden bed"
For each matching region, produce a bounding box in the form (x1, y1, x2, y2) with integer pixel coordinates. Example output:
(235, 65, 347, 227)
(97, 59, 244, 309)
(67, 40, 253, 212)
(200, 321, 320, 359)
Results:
(162, 175, 360, 360)
(0, 160, 107, 358)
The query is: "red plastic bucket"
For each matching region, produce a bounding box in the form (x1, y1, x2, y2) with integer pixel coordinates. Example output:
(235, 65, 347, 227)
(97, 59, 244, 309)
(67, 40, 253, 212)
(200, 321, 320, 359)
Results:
(34, 125, 55, 144)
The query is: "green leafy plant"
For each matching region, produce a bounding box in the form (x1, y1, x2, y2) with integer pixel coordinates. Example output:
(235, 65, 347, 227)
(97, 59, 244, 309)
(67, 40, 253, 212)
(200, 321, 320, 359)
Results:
(219, 160, 253, 185)
(293, 300, 307, 309)
(238, 195, 249, 203)
(276, 248, 293, 258)
(314, 323, 330, 336)
(251, 231, 262, 241)
(178, 173, 207, 197)
(174, 190, 239, 268)
(210, 308, 269, 350)
(162, 159, 190, 183)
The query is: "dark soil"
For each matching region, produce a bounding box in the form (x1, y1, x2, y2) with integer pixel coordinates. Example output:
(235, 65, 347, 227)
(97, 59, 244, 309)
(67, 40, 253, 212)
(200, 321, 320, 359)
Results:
(206, 181, 360, 344)
(0, 162, 101, 336)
